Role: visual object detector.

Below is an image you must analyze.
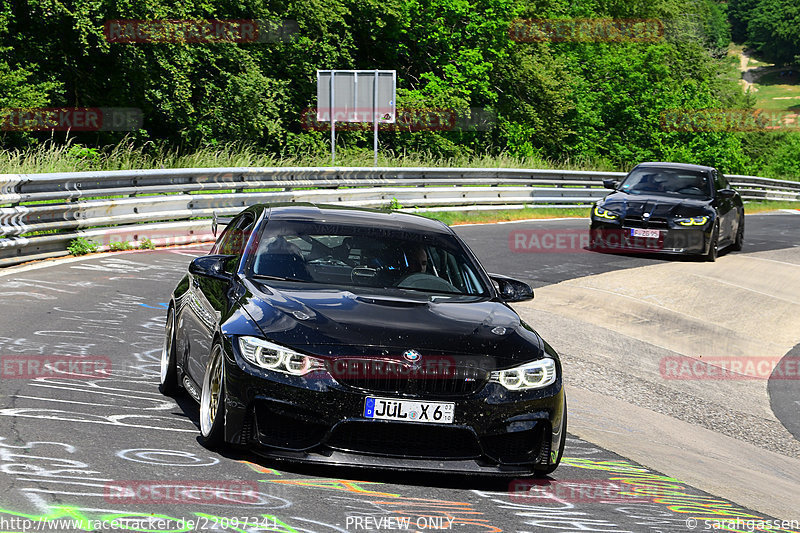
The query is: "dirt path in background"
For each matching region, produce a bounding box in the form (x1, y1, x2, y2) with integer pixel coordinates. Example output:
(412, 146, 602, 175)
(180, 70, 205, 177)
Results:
(737, 48, 786, 93)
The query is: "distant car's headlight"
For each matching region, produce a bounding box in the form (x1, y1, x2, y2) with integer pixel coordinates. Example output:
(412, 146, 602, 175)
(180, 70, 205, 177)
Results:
(675, 216, 709, 226)
(593, 205, 620, 220)
(238, 336, 324, 376)
(490, 358, 557, 390)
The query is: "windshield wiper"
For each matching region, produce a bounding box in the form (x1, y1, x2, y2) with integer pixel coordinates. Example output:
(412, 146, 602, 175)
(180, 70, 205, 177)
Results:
(251, 274, 309, 283)
(394, 286, 464, 296)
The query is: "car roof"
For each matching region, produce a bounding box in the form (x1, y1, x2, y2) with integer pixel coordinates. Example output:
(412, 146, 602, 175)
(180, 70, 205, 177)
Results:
(260, 203, 454, 235)
(633, 162, 716, 173)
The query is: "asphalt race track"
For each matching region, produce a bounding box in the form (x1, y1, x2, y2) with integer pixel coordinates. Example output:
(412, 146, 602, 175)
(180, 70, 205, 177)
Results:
(0, 211, 798, 533)
(457, 211, 800, 288)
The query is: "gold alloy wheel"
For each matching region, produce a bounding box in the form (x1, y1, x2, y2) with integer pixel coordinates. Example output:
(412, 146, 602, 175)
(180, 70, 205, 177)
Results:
(159, 308, 175, 385)
(200, 344, 223, 437)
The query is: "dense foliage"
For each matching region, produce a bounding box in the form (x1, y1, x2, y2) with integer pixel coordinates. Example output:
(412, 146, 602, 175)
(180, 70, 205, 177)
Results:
(1, 0, 798, 178)
(729, 0, 800, 64)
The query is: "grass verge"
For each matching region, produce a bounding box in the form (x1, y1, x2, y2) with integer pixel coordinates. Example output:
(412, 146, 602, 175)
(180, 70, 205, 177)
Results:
(742, 200, 800, 213)
(415, 207, 591, 226)
(0, 138, 620, 175)
(415, 201, 797, 226)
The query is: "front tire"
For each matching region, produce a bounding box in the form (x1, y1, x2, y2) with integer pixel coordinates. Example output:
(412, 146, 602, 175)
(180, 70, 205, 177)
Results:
(199, 343, 226, 448)
(732, 212, 744, 251)
(159, 306, 179, 395)
(704, 223, 719, 262)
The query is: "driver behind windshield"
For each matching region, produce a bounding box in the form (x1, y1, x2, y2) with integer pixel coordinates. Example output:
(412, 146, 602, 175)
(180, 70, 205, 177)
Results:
(250, 222, 488, 296)
(622, 169, 712, 197)
(406, 244, 429, 273)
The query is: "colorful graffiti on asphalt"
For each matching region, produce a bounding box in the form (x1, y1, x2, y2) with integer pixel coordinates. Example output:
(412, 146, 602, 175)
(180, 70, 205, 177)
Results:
(559, 458, 800, 533)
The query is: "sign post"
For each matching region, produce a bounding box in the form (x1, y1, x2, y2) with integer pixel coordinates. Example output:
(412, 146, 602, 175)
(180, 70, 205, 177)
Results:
(329, 72, 336, 163)
(317, 70, 396, 165)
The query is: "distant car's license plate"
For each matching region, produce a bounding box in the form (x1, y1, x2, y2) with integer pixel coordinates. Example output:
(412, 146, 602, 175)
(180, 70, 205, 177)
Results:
(364, 397, 454, 424)
(631, 228, 661, 238)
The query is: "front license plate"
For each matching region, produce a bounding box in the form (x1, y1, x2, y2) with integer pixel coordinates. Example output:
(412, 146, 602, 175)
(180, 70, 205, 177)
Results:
(631, 228, 661, 238)
(364, 397, 454, 424)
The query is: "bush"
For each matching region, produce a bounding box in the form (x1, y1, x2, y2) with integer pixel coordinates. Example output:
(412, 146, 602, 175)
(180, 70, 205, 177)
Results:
(67, 237, 99, 256)
(108, 240, 133, 251)
(138, 237, 155, 250)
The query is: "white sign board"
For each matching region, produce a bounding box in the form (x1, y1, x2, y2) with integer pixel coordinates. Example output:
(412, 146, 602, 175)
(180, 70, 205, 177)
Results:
(317, 70, 396, 123)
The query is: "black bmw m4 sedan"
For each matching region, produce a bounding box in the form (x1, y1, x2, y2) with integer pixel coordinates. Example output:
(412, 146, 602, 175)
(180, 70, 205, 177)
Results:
(160, 203, 566, 476)
(590, 162, 744, 261)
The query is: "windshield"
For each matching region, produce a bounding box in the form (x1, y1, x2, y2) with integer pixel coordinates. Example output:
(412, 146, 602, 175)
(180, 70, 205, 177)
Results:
(618, 168, 712, 198)
(249, 220, 489, 296)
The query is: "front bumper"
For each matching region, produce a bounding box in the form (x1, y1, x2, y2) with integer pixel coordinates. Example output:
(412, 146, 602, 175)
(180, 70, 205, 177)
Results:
(221, 337, 565, 474)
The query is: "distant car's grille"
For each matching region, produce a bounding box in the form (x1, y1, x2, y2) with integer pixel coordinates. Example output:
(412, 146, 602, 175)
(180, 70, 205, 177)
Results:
(623, 216, 669, 229)
(331, 358, 489, 397)
(325, 420, 482, 459)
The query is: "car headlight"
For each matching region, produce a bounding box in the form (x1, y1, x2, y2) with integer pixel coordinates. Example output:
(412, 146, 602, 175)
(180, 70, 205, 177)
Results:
(238, 336, 324, 376)
(593, 205, 620, 220)
(490, 358, 557, 390)
(675, 216, 709, 226)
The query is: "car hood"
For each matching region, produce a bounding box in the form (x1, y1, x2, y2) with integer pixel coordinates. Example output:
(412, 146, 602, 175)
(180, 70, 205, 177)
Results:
(238, 279, 545, 367)
(600, 191, 713, 218)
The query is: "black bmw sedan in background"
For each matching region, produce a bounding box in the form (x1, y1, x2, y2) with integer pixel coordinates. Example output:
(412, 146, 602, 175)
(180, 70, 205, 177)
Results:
(590, 162, 744, 261)
(160, 204, 567, 476)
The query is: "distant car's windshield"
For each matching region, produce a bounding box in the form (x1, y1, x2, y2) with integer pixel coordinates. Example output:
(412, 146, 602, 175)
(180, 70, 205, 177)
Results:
(249, 220, 489, 296)
(619, 168, 712, 199)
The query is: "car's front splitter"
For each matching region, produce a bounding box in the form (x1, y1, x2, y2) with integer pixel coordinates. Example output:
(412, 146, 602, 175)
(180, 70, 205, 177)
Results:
(248, 446, 544, 476)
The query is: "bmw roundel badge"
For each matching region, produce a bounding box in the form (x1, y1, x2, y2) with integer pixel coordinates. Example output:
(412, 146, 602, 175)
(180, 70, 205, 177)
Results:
(403, 350, 421, 363)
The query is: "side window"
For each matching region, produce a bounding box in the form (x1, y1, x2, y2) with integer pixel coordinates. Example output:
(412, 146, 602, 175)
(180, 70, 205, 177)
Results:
(224, 213, 255, 257)
(213, 213, 255, 256)
(210, 220, 237, 255)
(713, 171, 729, 192)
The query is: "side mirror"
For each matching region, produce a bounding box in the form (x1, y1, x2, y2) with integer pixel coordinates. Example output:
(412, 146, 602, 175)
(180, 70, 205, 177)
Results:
(490, 274, 534, 303)
(602, 179, 619, 190)
(718, 189, 736, 199)
(189, 255, 235, 282)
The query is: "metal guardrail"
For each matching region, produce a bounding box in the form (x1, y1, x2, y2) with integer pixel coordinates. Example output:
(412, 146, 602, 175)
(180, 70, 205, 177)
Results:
(0, 167, 797, 267)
